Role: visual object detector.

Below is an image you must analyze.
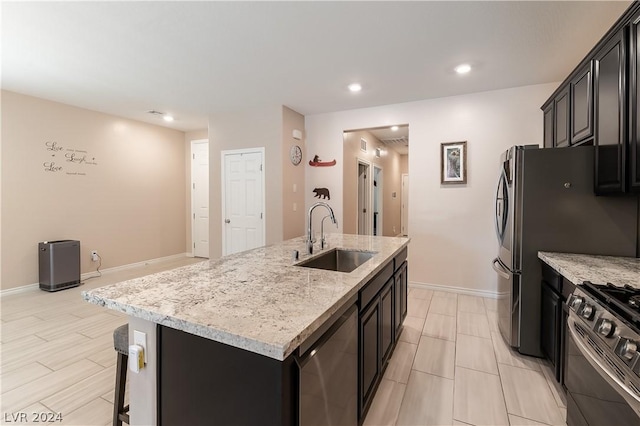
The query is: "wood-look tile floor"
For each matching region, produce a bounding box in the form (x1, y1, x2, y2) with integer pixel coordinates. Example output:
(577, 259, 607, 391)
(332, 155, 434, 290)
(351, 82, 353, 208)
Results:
(0, 256, 204, 425)
(2, 260, 567, 426)
(364, 290, 568, 426)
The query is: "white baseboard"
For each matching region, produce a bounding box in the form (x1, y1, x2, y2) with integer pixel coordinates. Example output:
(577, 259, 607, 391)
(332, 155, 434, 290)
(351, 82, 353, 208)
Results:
(409, 281, 506, 299)
(1, 253, 188, 297)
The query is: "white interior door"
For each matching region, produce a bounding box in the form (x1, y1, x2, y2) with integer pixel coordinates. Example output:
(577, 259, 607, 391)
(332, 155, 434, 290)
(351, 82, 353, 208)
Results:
(401, 173, 409, 236)
(222, 149, 265, 255)
(357, 160, 371, 235)
(191, 140, 209, 258)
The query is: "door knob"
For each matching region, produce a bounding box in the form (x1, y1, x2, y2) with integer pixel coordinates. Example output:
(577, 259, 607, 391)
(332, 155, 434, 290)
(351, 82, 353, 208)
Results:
(225, 219, 230, 224)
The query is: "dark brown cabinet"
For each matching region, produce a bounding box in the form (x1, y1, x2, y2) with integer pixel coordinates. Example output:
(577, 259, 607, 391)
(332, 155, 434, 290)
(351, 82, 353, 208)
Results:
(359, 274, 393, 419)
(570, 62, 594, 144)
(540, 262, 577, 386)
(380, 281, 394, 366)
(554, 87, 570, 148)
(359, 298, 380, 413)
(358, 251, 408, 421)
(629, 10, 640, 192)
(541, 2, 640, 194)
(594, 28, 627, 194)
(541, 282, 561, 375)
(394, 261, 408, 339)
(543, 102, 555, 148)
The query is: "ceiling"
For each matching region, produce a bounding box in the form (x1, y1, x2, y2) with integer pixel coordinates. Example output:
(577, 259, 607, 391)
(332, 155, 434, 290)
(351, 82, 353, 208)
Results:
(2, 1, 631, 132)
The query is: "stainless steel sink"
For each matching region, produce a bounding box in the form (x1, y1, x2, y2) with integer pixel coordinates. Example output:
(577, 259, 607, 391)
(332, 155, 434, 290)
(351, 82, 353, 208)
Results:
(296, 249, 377, 273)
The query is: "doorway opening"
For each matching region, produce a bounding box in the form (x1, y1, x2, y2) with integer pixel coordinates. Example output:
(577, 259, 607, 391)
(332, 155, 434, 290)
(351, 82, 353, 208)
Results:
(343, 125, 409, 237)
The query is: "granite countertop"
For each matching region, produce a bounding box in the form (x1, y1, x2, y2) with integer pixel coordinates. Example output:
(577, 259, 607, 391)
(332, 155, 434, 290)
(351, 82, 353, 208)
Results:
(82, 234, 409, 361)
(538, 251, 640, 289)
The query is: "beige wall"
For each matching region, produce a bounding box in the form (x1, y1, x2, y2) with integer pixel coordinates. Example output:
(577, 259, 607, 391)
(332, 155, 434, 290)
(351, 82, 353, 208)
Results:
(342, 130, 403, 236)
(1, 91, 187, 290)
(184, 129, 209, 255)
(306, 83, 558, 295)
(400, 154, 408, 175)
(208, 106, 284, 258)
(282, 107, 306, 239)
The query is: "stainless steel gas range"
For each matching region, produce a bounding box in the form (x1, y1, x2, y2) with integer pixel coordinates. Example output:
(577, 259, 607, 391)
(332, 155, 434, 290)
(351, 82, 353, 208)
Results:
(566, 282, 640, 425)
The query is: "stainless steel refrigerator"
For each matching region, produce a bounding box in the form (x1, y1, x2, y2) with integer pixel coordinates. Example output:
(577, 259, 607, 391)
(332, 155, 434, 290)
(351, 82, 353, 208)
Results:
(492, 145, 637, 357)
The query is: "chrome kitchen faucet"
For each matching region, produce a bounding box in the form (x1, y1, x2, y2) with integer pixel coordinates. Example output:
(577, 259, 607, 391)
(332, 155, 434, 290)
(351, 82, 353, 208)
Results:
(306, 202, 337, 254)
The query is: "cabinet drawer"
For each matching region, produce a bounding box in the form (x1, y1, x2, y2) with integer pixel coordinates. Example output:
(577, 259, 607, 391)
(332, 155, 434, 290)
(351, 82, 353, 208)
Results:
(541, 263, 562, 294)
(394, 248, 407, 271)
(360, 262, 394, 310)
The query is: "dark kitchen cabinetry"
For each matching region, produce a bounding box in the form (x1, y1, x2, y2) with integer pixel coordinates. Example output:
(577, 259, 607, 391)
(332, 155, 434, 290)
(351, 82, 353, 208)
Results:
(570, 62, 594, 144)
(394, 261, 408, 339)
(628, 10, 640, 192)
(543, 102, 555, 148)
(594, 29, 627, 194)
(541, 2, 640, 194)
(358, 248, 408, 421)
(541, 281, 561, 375)
(540, 262, 577, 387)
(359, 297, 380, 414)
(554, 87, 570, 148)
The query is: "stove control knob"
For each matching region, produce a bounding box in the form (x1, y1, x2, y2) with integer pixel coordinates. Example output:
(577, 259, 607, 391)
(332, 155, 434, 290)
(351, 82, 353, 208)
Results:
(581, 304, 595, 320)
(597, 319, 615, 337)
(620, 340, 638, 361)
(570, 296, 584, 311)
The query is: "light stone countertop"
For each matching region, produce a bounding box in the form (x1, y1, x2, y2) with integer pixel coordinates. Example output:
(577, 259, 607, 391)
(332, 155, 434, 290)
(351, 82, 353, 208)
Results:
(82, 234, 409, 361)
(538, 251, 640, 289)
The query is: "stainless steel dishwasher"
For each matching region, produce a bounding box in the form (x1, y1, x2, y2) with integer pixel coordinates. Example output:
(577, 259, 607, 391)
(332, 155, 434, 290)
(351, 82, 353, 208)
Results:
(297, 301, 358, 426)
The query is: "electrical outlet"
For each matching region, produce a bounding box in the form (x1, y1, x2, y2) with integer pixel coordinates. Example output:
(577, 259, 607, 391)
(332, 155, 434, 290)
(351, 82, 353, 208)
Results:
(134, 330, 147, 363)
(91, 250, 99, 262)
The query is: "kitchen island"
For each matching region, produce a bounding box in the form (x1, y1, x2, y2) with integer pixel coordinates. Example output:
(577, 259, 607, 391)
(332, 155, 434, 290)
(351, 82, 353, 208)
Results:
(83, 234, 409, 425)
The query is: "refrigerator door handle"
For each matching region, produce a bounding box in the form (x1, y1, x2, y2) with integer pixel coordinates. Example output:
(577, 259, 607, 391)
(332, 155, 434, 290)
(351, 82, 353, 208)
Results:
(492, 257, 511, 280)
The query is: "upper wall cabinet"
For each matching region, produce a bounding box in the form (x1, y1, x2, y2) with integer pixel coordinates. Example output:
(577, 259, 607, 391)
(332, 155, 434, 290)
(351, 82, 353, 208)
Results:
(541, 2, 640, 195)
(594, 29, 626, 194)
(629, 10, 640, 192)
(543, 102, 555, 148)
(554, 87, 570, 148)
(570, 62, 594, 144)
(541, 63, 593, 149)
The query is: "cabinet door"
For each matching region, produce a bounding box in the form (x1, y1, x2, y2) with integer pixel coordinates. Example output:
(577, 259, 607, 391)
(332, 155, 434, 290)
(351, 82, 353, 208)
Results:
(543, 102, 555, 148)
(541, 283, 560, 370)
(594, 28, 627, 194)
(570, 62, 594, 144)
(630, 11, 640, 192)
(554, 86, 570, 147)
(380, 279, 394, 366)
(359, 300, 380, 416)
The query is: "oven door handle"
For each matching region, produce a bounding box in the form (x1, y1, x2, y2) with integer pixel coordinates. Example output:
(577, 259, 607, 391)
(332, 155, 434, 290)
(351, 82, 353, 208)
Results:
(567, 316, 640, 411)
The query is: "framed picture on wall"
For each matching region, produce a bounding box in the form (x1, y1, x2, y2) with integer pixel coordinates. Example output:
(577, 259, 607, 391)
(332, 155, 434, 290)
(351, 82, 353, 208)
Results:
(441, 141, 467, 184)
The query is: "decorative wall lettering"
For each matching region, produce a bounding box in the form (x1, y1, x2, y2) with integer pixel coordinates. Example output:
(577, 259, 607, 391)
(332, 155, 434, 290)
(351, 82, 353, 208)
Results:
(313, 187, 331, 200)
(43, 141, 98, 176)
(309, 155, 336, 167)
(43, 162, 63, 172)
(45, 141, 63, 151)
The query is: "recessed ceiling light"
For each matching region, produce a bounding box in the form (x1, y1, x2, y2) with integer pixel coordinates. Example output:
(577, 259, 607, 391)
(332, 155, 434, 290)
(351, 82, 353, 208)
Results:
(391, 125, 399, 131)
(348, 83, 362, 92)
(455, 64, 472, 74)
(163, 115, 174, 122)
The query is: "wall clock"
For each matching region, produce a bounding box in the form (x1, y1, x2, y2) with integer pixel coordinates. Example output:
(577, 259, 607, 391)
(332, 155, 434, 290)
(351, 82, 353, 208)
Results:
(290, 145, 302, 165)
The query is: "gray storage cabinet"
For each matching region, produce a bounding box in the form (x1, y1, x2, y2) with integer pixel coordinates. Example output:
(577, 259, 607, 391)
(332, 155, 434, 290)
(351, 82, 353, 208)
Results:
(39, 240, 81, 291)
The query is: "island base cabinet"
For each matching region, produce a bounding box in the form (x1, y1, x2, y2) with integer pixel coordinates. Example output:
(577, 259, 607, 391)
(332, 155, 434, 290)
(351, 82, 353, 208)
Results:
(158, 325, 296, 426)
